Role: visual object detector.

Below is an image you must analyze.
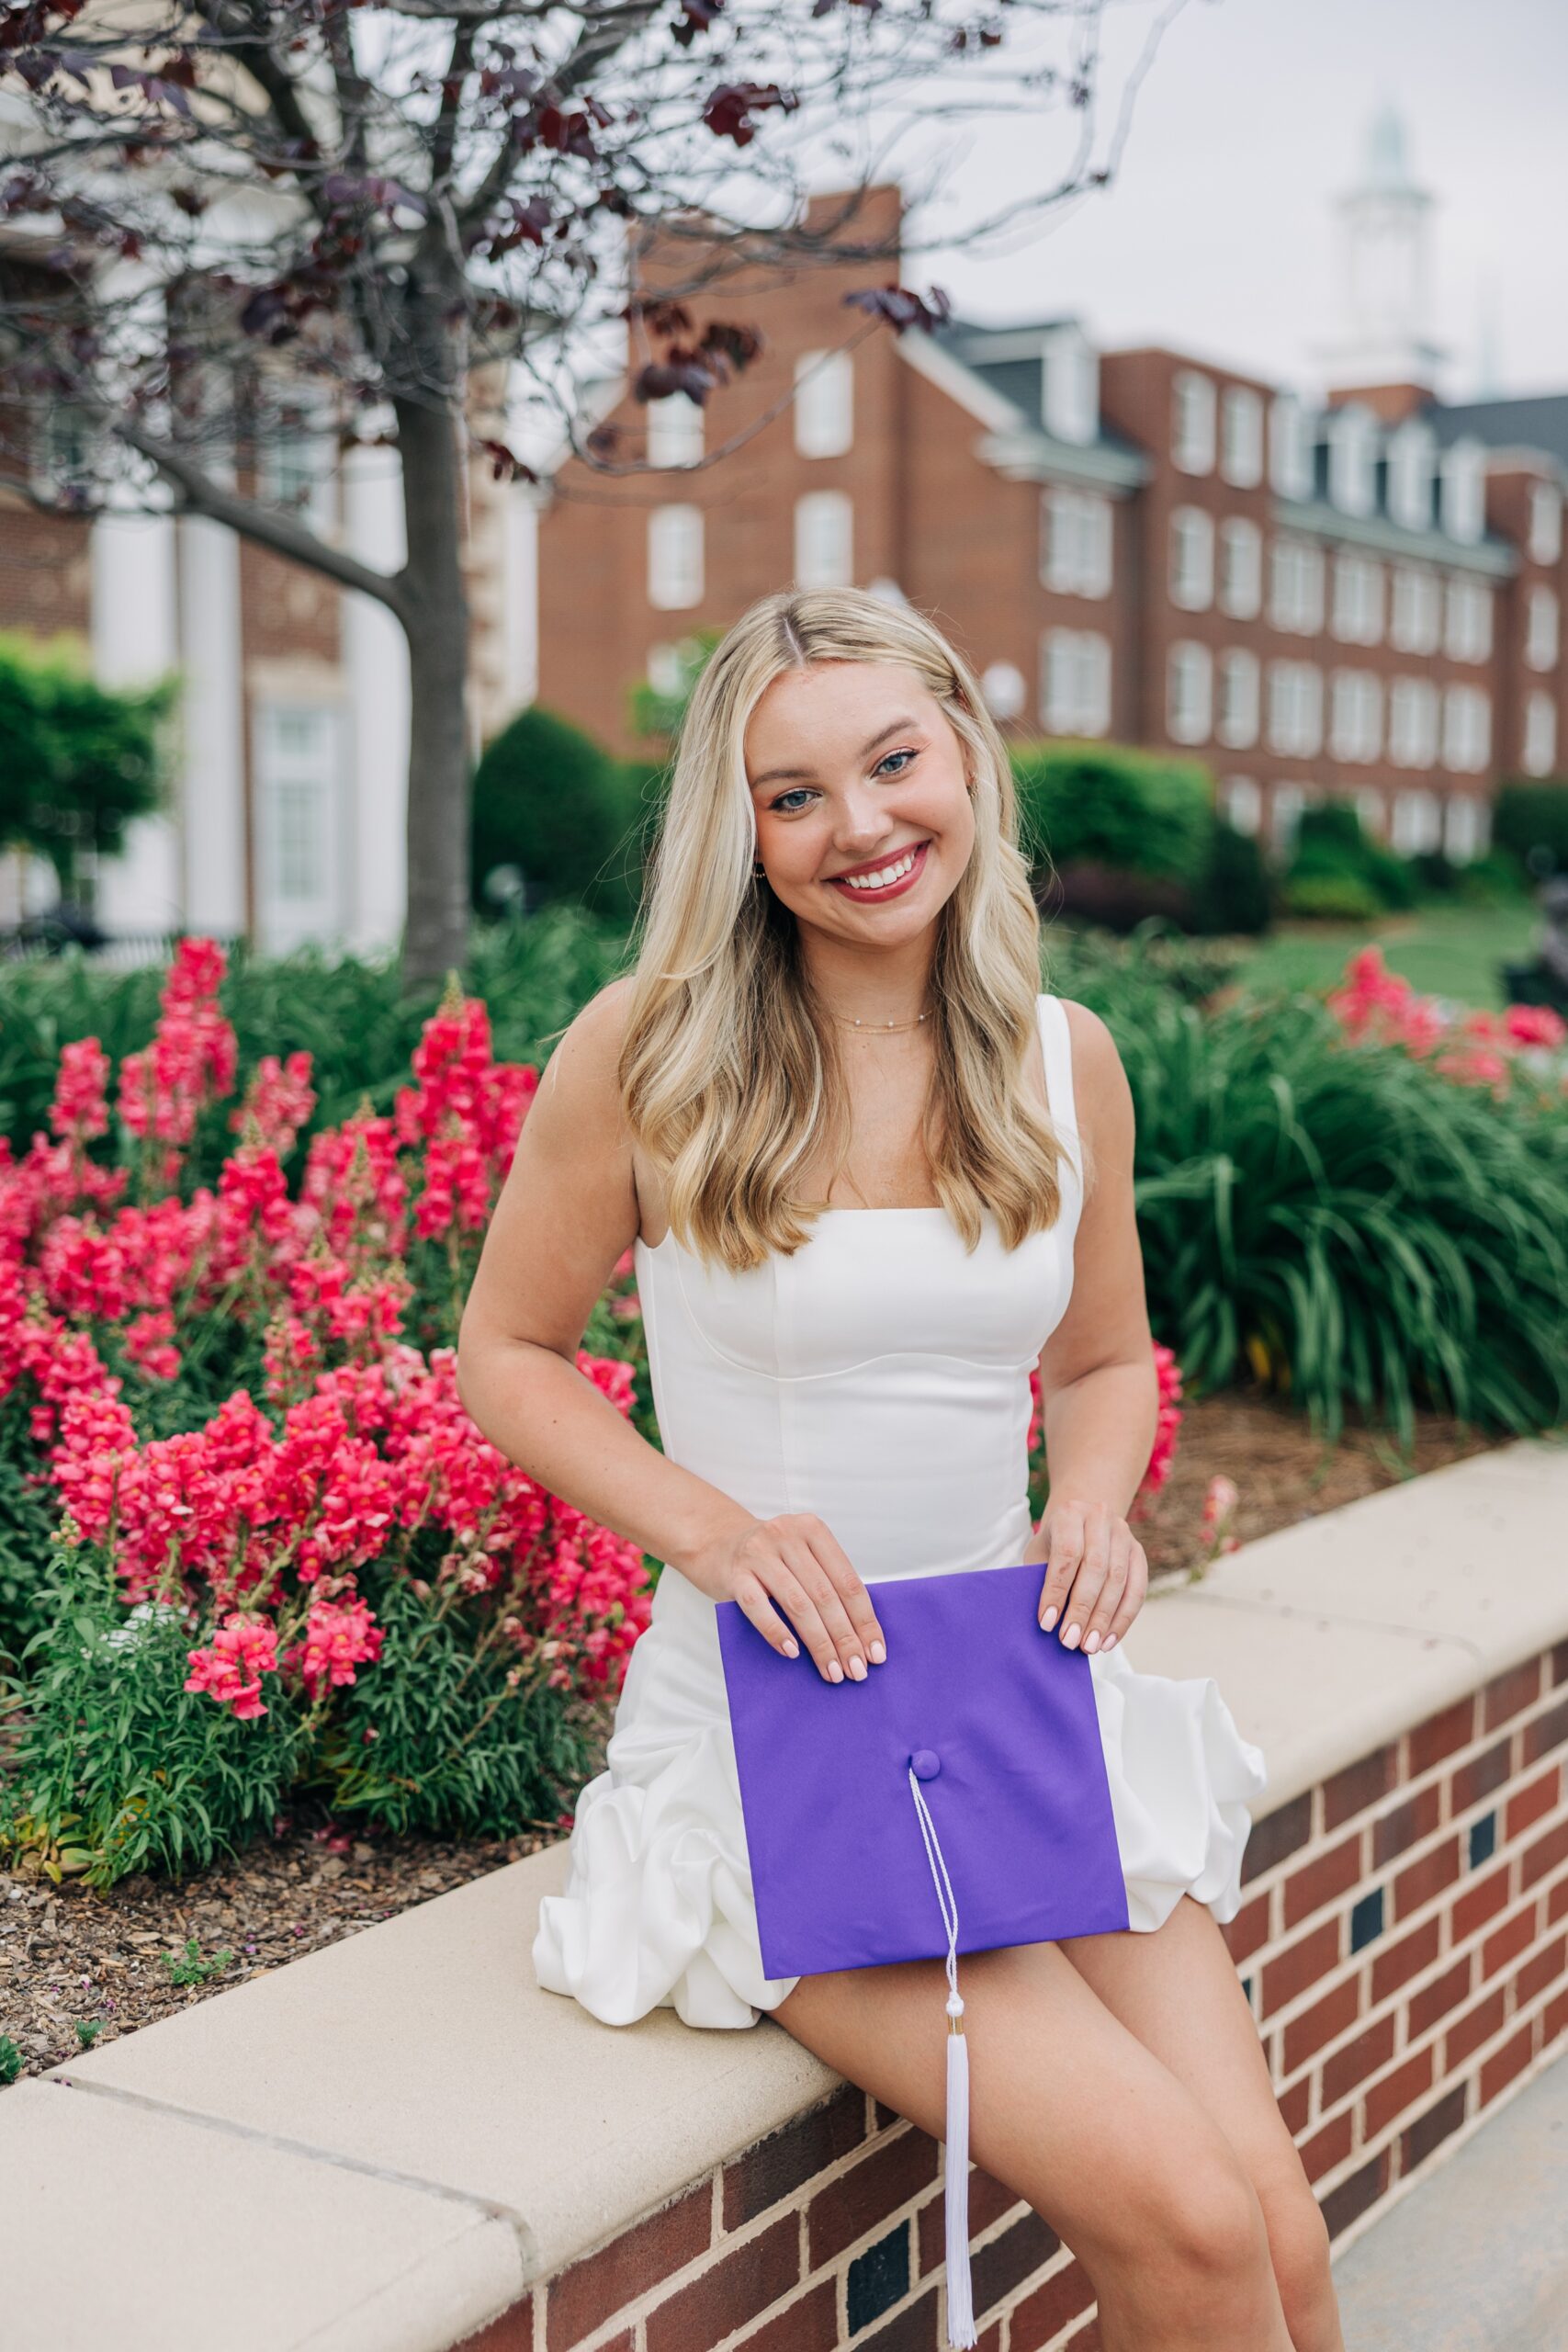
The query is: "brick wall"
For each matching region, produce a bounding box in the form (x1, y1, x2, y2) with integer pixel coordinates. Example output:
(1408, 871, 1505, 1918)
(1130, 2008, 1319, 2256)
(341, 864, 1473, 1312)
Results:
(465, 1637, 1568, 2352)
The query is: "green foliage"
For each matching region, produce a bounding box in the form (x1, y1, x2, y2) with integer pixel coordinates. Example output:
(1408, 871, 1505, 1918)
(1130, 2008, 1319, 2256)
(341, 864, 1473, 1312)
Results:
(1494, 780, 1568, 875)
(1011, 742, 1216, 888)
(470, 705, 646, 922)
(159, 1937, 234, 1986)
(73, 2017, 107, 2047)
(1281, 871, 1385, 922)
(1284, 799, 1418, 919)
(0, 1397, 72, 1672)
(626, 630, 720, 742)
(0, 634, 171, 897)
(1190, 817, 1273, 937)
(0, 2035, 22, 2085)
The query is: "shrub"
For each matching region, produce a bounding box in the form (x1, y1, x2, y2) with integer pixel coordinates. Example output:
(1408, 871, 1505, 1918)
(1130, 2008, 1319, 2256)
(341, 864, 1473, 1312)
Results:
(1284, 800, 1417, 917)
(1012, 743, 1215, 894)
(470, 705, 645, 922)
(1280, 871, 1384, 922)
(1190, 817, 1272, 938)
(0, 941, 651, 1883)
(1494, 779, 1568, 876)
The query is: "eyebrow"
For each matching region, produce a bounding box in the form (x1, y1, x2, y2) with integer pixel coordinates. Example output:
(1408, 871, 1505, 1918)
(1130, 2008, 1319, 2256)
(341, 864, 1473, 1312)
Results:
(750, 717, 919, 792)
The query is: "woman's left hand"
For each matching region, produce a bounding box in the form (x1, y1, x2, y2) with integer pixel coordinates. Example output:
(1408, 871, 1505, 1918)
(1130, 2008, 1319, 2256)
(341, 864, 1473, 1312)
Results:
(1031, 1497, 1149, 1656)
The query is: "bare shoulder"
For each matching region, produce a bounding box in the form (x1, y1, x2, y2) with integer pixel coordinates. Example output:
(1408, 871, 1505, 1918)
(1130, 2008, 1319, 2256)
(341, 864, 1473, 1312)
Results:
(533, 973, 637, 1132)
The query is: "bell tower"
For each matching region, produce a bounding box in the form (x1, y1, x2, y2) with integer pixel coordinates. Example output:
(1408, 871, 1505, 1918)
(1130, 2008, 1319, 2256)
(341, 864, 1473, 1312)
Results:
(1319, 102, 1446, 401)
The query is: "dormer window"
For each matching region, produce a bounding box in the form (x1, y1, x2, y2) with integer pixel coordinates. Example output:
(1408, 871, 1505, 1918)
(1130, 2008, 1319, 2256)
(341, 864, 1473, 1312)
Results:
(1439, 439, 1486, 545)
(1327, 406, 1378, 518)
(1171, 370, 1216, 474)
(1042, 325, 1099, 447)
(1269, 393, 1314, 503)
(1386, 420, 1436, 534)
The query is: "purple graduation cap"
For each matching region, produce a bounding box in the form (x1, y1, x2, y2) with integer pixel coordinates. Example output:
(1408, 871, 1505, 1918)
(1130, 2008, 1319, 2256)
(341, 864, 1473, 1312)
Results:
(717, 1555, 1130, 2350)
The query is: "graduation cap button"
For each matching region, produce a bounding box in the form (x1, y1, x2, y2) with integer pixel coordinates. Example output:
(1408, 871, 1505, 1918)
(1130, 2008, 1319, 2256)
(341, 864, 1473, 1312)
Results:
(911, 1748, 942, 1781)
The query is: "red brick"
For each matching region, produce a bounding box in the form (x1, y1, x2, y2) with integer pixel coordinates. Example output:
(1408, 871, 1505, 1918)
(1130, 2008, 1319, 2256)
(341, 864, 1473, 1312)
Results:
(1553, 1639, 1568, 1688)
(1282, 1834, 1364, 1930)
(1506, 1766, 1563, 1842)
(1321, 2148, 1390, 2241)
(1283, 1975, 1361, 2075)
(1483, 1656, 1544, 1733)
(1551, 1876, 1568, 1927)
(917, 2169, 1021, 2276)
(1371, 1915, 1440, 2004)
(1066, 2324, 1102, 2352)
(1393, 1834, 1461, 1922)
(1261, 1919, 1342, 2017)
(1479, 2018, 1536, 2105)
(1443, 1985, 1507, 2071)
(1299, 2108, 1354, 2183)
(1546, 1985, 1568, 2045)
(1321, 2013, 1397, 2109)
(1482, 1900, 1540, 1981)
(1371, 1784, 1441, 1870)
(1399, 2085, 1468, 2176)
(723, 2085, 865, 2227)
(1514, 1934, 1568, 2008)
(807, 2125, 940, 2266)
(1406, 1952, 1474, 2041)
(1324, 1744, 1399, 1832)
(1451, 1861, 1512, 1942)
(968, 2211, 1061, 2322)
(1407, 1696, 1476, 1778)
(1519, 1816, 1568, 1893)
(1361, 2046, 1436, 2138)
(456, 2294, 536, 2352)
(1450, 1738, 1512, 1816)
(852, 2285, 940, 2352)
(1009, 2257, 1097, 2352)
(733, 2278, 839, 2352)
(1241, 1792, 1314, 1886)
(547, 2186, 711, 2351)
(1523, 1694, 1568, 1765)
(645, 2213, 800, 2352)
(1222, 1889, 1271, 1964)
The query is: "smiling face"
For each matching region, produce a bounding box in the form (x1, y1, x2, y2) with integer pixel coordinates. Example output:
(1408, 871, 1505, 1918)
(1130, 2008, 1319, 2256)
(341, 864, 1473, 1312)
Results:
(743, 661, 976, 952)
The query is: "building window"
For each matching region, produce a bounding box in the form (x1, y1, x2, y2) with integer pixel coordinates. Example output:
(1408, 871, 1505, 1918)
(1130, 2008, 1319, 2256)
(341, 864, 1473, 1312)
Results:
(1215, 520, 1261, 620)
(1390, 565, 1441, 656)
(647, 391, 704, 468)
(1354, 787, 1387, 839)
(1523, 691, 1558, 777)
(1444, 795, 1486, 863)
(1168, 507, 1215, 610)
(646, 642, 685, 698)
(1388, 678, 1439, 769)
(648, 504, 704, 608)
(1220, 387, 1264, 488)
(1217, 650, 1260, 750)
(1166, 641, 1213, 744)
(254, 703, 340, 938)
(794, 491, 853, 589)
(1442, 577, 1494, 665)
(1042, 487, 1112, 597)
(1269, 393, 1314, 502)
(1386, 421, 1436, 533)
(1391, 789, 1442, 854)
(981, 662, 1027, 723)
(1331, 553, 1384, 646)
(794, 351, 854, 458)
(1042, 328, 1099, 446)
(1269, 783, 1306, 854)
(1526, 585, 1560, 673)
(1269, 538, 1325, 634)
(1172, 371, 1215, 474)
(1439, 439, 1486, 544)
(1441, 684, 1491, 774)
(1267, 662, 1324, 757)
(1326, 406, 1378, 518)
(1329, 670, 1382, 763)
(1529, 483, 1562, 569)
(1041, 631, 1111, 736)
(1222, 775, 1262, 835)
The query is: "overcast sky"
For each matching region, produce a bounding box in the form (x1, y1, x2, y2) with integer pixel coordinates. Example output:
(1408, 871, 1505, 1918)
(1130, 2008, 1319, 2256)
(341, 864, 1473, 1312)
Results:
(897, 0, 1568, 402)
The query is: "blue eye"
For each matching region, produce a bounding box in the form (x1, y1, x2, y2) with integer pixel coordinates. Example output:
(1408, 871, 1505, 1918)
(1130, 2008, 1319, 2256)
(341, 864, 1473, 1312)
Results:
(874, 748, 917, 776)
(772, 787, 814, 813)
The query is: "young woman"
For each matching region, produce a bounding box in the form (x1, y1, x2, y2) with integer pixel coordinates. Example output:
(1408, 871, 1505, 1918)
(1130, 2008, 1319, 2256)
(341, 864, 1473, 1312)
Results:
(457, 588, 1345, 2352)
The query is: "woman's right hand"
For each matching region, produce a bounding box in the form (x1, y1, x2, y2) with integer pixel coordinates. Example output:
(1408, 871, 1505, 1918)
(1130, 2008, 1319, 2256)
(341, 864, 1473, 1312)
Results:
(678, 1511, 887, 1684)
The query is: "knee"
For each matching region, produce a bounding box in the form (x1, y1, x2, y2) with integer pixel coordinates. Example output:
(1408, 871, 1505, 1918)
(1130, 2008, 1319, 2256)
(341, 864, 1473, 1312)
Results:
(1167, 2154, 1274, 2290)
(1263, 2175, 1337, 2344)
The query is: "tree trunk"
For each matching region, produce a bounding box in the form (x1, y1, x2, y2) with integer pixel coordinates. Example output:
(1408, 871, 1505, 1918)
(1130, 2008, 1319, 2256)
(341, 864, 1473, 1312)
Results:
(395, 383, 472, 991)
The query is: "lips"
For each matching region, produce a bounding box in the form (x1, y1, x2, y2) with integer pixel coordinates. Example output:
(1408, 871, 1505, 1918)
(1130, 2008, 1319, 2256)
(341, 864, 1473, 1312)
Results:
(824, 841, 931, 902)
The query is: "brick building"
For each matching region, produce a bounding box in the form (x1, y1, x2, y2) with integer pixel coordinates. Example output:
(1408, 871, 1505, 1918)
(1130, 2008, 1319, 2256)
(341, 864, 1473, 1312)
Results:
(537, 148, 1568, 865)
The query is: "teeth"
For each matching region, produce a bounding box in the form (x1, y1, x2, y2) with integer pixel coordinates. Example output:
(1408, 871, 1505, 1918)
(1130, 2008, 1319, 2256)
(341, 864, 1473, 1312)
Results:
(839, 847, 918, 891)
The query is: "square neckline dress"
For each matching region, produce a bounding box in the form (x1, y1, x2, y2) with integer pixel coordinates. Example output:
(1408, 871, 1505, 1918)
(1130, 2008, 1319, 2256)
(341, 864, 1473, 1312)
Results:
(532, 992, 1269, 2030)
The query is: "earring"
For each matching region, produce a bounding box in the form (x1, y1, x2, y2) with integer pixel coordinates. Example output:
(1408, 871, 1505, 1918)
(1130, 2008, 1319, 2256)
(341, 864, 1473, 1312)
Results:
(752, 858, 765, 876)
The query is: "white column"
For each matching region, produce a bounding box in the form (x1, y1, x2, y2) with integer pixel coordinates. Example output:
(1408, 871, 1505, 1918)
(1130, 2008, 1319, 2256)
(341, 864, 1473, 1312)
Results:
(342, 441, 409, 956)
(89, 510, 184, 932)
(504, 483, 541, 715)
(177, 514, 248, 936)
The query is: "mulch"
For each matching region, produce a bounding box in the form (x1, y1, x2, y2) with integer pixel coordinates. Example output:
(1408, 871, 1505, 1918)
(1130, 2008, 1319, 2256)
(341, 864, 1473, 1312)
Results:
(0, 1385, 1511, 2090)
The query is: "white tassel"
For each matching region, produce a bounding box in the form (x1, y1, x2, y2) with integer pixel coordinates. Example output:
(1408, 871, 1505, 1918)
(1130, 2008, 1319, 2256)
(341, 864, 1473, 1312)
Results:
(909, 1766, 977, 2350)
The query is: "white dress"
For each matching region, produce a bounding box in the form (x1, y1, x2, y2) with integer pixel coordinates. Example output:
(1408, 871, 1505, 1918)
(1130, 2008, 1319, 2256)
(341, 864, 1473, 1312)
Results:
(533, 993, 1269, 2030)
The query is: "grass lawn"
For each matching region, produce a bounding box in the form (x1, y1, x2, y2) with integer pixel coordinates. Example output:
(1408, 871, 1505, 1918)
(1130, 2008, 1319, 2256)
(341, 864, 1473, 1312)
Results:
(1235, 897, 1542, 1013)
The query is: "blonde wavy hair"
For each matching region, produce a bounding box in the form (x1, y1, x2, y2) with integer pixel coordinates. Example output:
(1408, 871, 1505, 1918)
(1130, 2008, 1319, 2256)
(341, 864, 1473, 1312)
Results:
(618, 587, 1084, 1270)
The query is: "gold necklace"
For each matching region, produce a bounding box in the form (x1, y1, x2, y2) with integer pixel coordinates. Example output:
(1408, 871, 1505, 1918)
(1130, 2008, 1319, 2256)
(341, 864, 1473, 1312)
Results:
(829, 1007, 932, 1034)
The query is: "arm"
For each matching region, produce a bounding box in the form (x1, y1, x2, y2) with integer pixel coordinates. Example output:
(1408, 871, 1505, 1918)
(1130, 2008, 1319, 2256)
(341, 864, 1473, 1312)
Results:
(1024, 1001, 1159, 1653)
(455, 980, 886, 1684)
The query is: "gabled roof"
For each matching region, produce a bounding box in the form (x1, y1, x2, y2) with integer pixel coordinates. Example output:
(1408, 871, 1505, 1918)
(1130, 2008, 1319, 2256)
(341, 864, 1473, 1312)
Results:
(1426, 393, 1568, 474)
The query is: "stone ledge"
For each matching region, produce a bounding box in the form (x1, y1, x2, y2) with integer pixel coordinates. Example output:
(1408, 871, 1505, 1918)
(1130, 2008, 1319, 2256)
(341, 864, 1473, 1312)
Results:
(2, 1434, 1564, 2350)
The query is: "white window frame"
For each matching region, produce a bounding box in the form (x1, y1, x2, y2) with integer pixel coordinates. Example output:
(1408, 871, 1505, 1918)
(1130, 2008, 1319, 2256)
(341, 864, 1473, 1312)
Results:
(1522, 692, 1558, 778)
(1040, 629, 1111, 737)
(647, 503, 705, 609)
(1168, 506, 1215, 611)
(1390, 565, 1441, 656)
(1443, 794, 1485, 864)
(1267, 661, 1324, 758)
(1529, 482, 1562, 569)
(1388, 678, 1439, 770)
(1269, 538, 1325, 635)
(1443, 577, 1494, 665)
(1042, 327, 1099, 447)
(1171, 370, 1216, 475)
(1221, 775, 1262, 836)
(1269, 393, 1314, 502)
(1326, 406, 1378, 519)
(1391, 789, 1443, 855)
(794, 490, 854, 589)
(1166, 640, 1213, 744)
(1220, 387, 1264, 488)
(1217, 517, 1262, 619)
(1386, 421, 1436, 534)
(1041, 487, 1112, 598)
(646, 390, 705, 468)
(253, 702, 344, 950)
(1329, 669, 1382, 763)
(1526, 584, 1560, 673)
(1439, 439, 1487, 545)
(1441, 684, 1491, 775)
(794, 350, 854, 459)
(1269, 783, 1307, 854)
(1216, 650, 1260, 750)
(1331, 553, 1384, 647)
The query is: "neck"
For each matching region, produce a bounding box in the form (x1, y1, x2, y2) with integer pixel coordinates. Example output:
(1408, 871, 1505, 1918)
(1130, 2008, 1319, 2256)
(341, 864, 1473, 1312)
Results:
(797, 924, 938, 1030)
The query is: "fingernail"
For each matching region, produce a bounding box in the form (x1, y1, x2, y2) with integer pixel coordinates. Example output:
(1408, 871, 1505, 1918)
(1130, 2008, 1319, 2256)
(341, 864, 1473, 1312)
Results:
(828, 1660, 843, 1682)
(783, 1638, 799, 1657)
(1102, 1632, 1117, 1651)
(1061, 1623, 1081, 1649)
(869, 1640, 886, 1665)
(1040, 1606, 1058, 1633)
(1084, 1630, 1100, 1654)
(848, 1655, 866, 1681)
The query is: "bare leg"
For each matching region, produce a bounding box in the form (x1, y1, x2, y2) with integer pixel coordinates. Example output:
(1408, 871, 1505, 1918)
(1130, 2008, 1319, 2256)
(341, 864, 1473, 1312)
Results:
(1059, 1897, 1344, 2352)
(773, 1937, 1295, 2350)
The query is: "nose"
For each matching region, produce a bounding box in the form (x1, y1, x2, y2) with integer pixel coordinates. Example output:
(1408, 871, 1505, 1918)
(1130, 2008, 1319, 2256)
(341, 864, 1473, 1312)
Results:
(832, 781, 897, 852)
